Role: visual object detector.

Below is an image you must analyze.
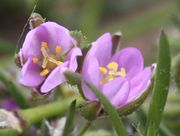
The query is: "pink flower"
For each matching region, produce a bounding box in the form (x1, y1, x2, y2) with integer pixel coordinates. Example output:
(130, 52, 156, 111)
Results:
(18, 22, 82, 94)
(81, 33, 153, 108)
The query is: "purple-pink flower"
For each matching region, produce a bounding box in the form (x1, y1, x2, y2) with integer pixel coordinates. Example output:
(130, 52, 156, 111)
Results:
(81, 33, 153, 109)
(18, 22, 82, 94)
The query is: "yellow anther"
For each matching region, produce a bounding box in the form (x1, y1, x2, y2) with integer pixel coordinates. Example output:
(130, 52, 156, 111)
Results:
(57, 61, 63, 65)
(40, 69, 49, 76)
(119, 68, 126, 78)
(55, 46, 62, 54)
(32, 57, 39, 63)
(107, 62, 118, 71)
(41, 42, 48, 49)
(99, 67, 107, 75)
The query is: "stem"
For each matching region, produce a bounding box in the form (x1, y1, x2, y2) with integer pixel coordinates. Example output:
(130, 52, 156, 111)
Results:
(77, 121, 92, 136)
(19, 97, 84, 127)
(0, 129, 19, 136)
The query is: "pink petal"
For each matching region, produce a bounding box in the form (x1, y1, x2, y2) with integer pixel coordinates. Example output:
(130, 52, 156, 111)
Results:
(111, 81, 130, 108)
(111, 47, 144, 78)
(65, 47, 82, 71)
(40, 62, 68, 93)
(82, 57, 100, 100)
(127, 67, 152, 102)
(19, 57, 45, 87)
(86, 33, 112, 66)
(102, 77, 125, 100)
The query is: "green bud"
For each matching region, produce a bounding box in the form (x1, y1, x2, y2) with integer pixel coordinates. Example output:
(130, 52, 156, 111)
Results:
(29, 13, 45, 30)
(79, 101, 101, 121)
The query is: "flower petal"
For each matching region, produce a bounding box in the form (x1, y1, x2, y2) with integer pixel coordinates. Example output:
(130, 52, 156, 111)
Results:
(19, 58, 45, 87)
(101, 77, 125, 100)
(22, 22, 75, 59)
(111, 81, 130, 108)
(40, 62, 68, 93)
(127, 67, 152, 102)
(82, 57, 100, 100)
(86, 33, 112, 66)
(111, 47, 144, 78)
(41, 22, 75, 53)
(65, 47, 82, 71)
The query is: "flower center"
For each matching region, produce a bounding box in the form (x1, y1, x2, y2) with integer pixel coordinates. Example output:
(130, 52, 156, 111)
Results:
(99, 62, 126, 85)
(32, 42, 63, 77)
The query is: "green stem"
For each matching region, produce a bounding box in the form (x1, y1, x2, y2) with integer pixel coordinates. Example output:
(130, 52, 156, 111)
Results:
(19, 97, 84, 127)
(77, 121, 92, 136)
(0, 70, 30, 109)
(0, 129, 19, 136)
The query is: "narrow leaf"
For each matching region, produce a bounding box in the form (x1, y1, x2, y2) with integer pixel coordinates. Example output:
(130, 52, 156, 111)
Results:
(146, 31, 171, 136)
(86, 82, 128, 136)
(0, 70, 30, 109)
(62, 100, 76, 136)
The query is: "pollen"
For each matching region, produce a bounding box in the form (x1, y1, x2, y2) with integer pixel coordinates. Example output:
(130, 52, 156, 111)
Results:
(55, 46, 62, 54)
(119, 68, 126, 77)
(107, 62, 118, 71)
(32, 57, 39, 63)
(57, 61, 63, 65)
(40, 69, 49, 76)
(41, 42, 48, 49)
(99, 67, 107, 75)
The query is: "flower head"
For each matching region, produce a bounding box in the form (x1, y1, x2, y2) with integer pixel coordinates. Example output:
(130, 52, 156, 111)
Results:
(81, 33, 153, 109)
(18, 22, 82, 94)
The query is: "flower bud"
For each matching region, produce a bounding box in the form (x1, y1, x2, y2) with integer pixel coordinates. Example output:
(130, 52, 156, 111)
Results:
(29, 13, 45, 30)
(79, 101, 101, 121)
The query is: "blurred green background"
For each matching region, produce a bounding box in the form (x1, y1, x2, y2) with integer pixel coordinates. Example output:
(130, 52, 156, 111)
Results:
(0, 0, 179, 63)
(0, 0, 180, 135)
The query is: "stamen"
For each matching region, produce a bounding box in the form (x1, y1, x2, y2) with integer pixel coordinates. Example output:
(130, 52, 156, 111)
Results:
(32, 57, 39, 63)
(119, 68, 126, 77)
(42, 58, 48, 69)
(57, 61, 63, 65)
(41, 46, 48, 58)
(40, 69, 49, 76)
(55, 46, 62, 54)
(41, 42, 48, 49)
(99, 67, 107, 75)
(100, 75, 114, 85)
(107, 62, 118, 71)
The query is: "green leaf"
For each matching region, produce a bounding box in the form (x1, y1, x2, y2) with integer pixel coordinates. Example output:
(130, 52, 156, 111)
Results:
(146, 31, 171, 136)
(0, 70, 30, 109)
(64, 71, 86, 99)
(70, 30, 89, 49)
(62, 100, 76, 136)
(86, 82, 128, 136)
